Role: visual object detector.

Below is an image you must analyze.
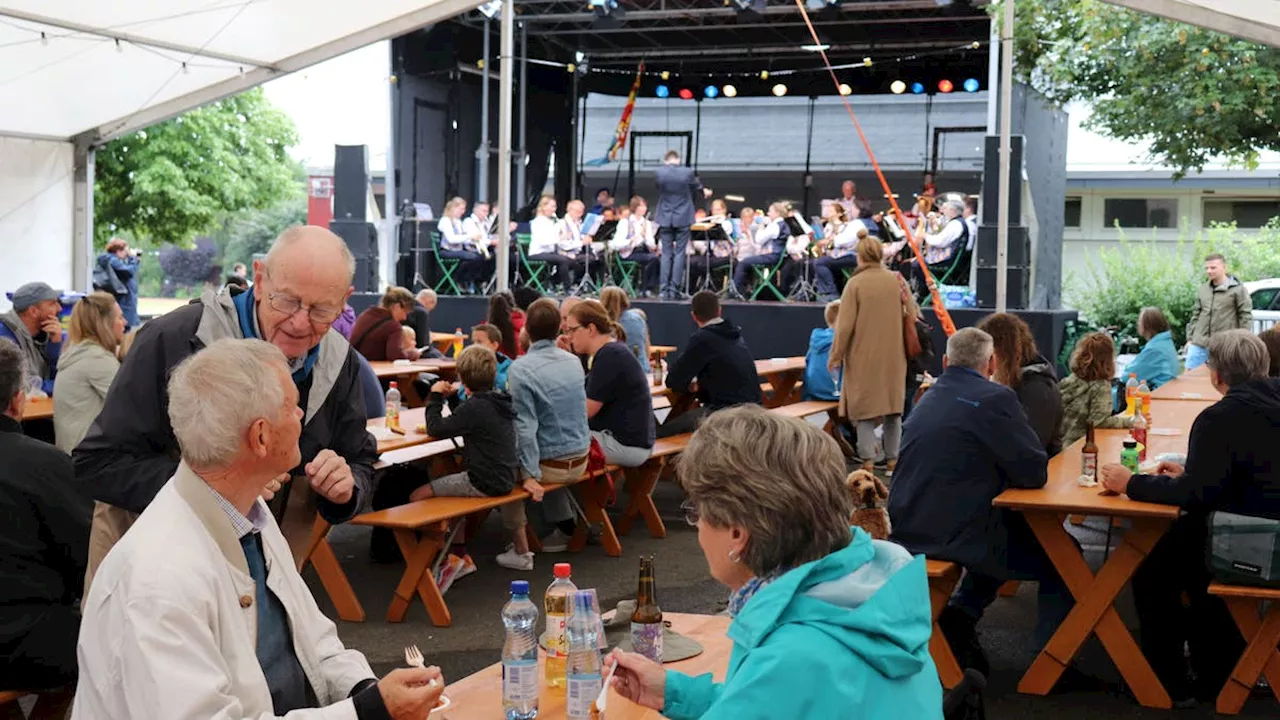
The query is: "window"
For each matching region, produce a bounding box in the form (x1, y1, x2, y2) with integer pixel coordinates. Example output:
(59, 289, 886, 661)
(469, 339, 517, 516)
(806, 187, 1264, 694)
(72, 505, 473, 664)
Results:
(1203, 199, 1280, 229)
(1103, 198, 1178, 229)
(1064, 197, 1082, 228)
(1250, 288, 1280, 313)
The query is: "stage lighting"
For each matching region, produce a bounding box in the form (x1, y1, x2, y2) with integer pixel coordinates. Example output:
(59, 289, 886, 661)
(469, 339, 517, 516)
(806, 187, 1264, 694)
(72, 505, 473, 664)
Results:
(655, 84, 670, 98)
(760, 70, 769, 80)
(722, 84, 738, 98)
(772, 83, 788, 97)
(890, 80, 906, 94)
(678, 88, 694, 100)
(589, 0, 625, 29)
(838, 83, 852, 96)
(477, 0, 501, 18)
(660, 70, 670, 81)
(805, 0, 838, 10)
(963, 78, 980, 92)
(704, 85, 719, 99)
(731, 0, 767, 22)
(938, 79, 954, 93)
(910, 82, 925, 94)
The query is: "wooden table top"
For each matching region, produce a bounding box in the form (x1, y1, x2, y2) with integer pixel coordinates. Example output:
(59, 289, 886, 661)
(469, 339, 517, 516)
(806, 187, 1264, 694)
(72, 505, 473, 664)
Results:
(755, 357, 805, 375)
(1150, 365, 1220, 401)
(370, 407, 432, 454)
(368, 358, 457, 380)
(994, 399, 1209, 519)
(21, 396, 53, 421)
(649, 345, 676, 356)
(440, 612, 732, 719)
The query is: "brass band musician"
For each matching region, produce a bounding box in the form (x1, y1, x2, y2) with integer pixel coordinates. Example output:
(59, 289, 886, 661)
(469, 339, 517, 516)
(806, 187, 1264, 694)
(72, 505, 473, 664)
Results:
(436, 197, 489, 291)
(608, 196, 660, 294)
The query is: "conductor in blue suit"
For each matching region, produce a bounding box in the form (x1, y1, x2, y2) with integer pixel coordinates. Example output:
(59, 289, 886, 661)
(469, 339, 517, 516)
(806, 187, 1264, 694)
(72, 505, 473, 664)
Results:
(653, 150, 710, 300)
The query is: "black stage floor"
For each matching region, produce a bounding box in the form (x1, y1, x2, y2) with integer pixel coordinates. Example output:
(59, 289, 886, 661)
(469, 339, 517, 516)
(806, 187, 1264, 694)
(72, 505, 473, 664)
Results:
(352, 293, 1077, 375)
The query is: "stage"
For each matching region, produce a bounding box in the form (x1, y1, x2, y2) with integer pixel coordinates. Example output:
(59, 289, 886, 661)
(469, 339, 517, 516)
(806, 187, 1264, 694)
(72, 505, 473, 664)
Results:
(350, 293, 1077, 376)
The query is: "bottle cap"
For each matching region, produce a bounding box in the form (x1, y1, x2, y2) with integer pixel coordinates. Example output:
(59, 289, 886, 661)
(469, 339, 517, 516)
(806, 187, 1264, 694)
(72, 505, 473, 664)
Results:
(554, 563, 572, 578)
(510, 580, 530, 596)
(389, 381, 398, 388)
(1123, 439, 1137, 448)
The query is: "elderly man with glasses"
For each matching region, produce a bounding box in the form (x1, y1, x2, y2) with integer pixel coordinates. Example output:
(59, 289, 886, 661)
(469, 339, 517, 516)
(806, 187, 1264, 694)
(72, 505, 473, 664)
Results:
(75, 226, 378, 582)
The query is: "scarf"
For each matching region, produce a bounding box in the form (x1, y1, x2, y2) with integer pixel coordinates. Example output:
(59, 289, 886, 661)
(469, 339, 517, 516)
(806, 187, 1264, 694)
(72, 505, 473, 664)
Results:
(231, 287, 320, 383)
(727, 575, 775, 618)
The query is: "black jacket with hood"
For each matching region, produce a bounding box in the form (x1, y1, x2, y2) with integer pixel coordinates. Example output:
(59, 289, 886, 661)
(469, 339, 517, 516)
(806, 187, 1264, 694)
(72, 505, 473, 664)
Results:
(425, 389, 520, 497)
(1128, 378, 1280, 522)
(1016, 354, 1064, 459)
(665, 318, 762, 410)
(73, 288, 375, 523)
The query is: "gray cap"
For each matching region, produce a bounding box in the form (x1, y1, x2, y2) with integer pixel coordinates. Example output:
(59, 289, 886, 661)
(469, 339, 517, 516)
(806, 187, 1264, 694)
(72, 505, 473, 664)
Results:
(11, 282, 61, 311)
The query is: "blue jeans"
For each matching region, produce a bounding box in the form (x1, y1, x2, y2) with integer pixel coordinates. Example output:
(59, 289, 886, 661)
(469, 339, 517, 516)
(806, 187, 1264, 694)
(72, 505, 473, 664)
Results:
(813, 255, 859, 296)
(438, 249, 488, 283)
(733, 252, 782, 292)
(1185, 343, 1208, 371)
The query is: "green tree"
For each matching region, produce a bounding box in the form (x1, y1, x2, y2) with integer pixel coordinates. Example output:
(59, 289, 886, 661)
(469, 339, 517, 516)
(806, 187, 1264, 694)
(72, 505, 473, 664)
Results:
(212, 190, 309, 274)
(1000, 0, 1280, 177)
(95, 87, 301, 247)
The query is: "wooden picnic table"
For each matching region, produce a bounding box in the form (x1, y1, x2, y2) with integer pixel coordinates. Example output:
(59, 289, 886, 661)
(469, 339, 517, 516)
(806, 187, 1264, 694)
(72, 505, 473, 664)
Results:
(1150, 364, 1219, 401)
(649, 344, 676, 363)
(993, 392, 1210, 709)
(370, 407, 433, 454)
(367, 358, 457, 381)
(440, 612, 732, 719)
(20, 396, 53, 421)
(652, 356, 807, 421)
(429, 331, 463, 354)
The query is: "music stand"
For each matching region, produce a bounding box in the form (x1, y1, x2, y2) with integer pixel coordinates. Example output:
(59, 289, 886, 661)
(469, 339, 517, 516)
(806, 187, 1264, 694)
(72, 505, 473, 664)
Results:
(783, 216, 820, 302)
(594, 220, 619, 289)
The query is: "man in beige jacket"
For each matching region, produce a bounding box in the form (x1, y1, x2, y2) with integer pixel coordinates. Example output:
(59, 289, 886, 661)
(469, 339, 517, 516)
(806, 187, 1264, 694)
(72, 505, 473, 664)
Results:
(1185, 253, 1252, 371)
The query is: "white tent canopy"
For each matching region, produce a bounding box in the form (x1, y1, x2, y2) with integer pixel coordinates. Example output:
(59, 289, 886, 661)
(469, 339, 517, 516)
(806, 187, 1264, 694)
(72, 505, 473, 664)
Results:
(1103, 0, 1280, 47)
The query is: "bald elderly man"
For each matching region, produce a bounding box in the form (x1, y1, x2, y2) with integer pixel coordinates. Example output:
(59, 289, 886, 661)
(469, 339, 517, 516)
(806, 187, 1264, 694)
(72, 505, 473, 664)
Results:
(75, 226, 379, 579)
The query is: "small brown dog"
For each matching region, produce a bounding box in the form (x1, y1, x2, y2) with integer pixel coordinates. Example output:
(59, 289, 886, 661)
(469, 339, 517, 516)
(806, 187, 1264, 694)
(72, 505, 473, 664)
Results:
(846, 468, 891, 540)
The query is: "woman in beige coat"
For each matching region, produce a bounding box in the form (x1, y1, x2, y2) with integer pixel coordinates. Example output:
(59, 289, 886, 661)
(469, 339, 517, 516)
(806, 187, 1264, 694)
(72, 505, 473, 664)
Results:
(829, 234, 907, 471)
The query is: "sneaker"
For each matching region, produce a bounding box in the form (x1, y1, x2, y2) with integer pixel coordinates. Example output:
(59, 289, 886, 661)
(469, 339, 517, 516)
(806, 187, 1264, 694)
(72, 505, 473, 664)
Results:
(497, 548, 535, 571)
(436, 553, 476, 594)
(540, 529, 573, 553)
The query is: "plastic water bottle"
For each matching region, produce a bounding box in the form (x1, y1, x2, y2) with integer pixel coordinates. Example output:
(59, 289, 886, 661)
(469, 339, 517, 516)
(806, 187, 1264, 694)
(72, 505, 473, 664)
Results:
(543, 563, 577, 690)
(1124, 373, 1139, 416)
(385, 381, 401, 430)
(565, 590, 602, 720)
(502, 581, 539, 720)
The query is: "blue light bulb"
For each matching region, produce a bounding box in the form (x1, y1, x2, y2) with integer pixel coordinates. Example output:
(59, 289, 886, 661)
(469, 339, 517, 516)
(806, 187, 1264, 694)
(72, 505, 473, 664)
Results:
(655, 84, 670, 98)
(704, 85, 719, 99)
(910, 82, 925, 94)
(963, 78, 980, 93)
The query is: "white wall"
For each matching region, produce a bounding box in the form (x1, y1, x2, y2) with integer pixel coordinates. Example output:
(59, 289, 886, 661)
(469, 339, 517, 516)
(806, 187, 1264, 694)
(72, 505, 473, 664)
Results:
(0, 137, 75, 311)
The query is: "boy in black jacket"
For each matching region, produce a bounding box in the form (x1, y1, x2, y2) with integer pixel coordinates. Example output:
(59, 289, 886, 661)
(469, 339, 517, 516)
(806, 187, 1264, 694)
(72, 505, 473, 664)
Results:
(409, 344, 540, 572)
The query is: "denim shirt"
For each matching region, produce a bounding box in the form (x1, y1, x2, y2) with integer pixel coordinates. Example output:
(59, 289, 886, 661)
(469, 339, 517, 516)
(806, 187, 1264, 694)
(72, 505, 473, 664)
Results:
(507, 339, 591, 478)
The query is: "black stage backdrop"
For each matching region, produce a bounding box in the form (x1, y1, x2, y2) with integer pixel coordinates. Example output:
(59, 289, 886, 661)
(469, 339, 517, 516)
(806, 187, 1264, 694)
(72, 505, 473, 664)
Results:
(350, 293, 1077, 377)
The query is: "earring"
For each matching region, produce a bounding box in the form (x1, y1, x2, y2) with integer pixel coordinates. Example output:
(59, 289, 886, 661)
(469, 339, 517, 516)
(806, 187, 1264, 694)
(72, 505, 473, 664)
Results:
(727, 549, 741, 563)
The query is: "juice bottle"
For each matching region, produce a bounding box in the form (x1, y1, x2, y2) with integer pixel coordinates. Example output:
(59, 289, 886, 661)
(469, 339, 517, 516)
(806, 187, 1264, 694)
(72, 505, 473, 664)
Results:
(452, 328, 465, 357)
(543, 563, 577, 690)
(1131, 411, 1148, 463)
(1124, 373, 1139, 416)
(384, 381, 401, 431)
(1137, 379, 1152, 419)
(1120, 439, 1140, 474)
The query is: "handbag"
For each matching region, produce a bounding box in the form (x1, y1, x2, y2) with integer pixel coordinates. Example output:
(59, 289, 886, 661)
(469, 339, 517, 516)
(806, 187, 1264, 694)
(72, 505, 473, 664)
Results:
(897, 273, 924, 359)
(1206, 510, 1280, 589)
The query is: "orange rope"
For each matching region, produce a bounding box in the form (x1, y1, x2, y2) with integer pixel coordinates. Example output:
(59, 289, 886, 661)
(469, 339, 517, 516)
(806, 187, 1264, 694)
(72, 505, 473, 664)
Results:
(792, 0, 957, 337)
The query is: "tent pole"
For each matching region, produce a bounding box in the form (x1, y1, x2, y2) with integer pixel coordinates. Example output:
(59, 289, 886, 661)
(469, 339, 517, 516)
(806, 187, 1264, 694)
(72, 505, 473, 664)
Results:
(477, 18, 491, 203)
(496, 0, 515, 292)
(515, 21, 528, 215)
(996, 0, 1014, 313)
(72, 138, 95, 293)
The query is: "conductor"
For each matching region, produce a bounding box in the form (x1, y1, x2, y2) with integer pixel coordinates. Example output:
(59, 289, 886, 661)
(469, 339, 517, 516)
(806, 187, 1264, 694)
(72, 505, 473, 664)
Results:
(654, 150, 711, 300)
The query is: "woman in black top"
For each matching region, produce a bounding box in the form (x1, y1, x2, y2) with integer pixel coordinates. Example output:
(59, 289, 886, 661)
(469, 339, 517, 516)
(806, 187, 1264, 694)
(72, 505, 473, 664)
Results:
(564, 300, 655, 466)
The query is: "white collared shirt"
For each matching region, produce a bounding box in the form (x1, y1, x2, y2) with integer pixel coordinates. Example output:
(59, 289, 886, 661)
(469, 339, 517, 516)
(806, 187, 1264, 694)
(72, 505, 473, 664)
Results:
(529, 215, 560, 255)
(437, 216, 471, 251)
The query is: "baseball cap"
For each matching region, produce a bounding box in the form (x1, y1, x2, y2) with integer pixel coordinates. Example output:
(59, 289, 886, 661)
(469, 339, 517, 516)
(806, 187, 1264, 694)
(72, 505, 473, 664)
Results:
(11, 282, 62, 311)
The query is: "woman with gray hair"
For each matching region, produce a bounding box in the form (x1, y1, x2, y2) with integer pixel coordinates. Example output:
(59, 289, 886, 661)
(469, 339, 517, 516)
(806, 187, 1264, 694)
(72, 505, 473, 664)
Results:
(1100, 329, 1280, 705)
(606, 405, 943, 718)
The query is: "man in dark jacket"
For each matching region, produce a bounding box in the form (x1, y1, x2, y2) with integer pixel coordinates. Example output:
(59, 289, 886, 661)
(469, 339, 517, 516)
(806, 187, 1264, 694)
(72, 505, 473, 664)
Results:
(889, 327, 1067, 673)
(653, 150, 710, 299)
(1100, 329, 1277, 704)
(659, 291, 761, 438)
(0, 341, 91, 710)
(404, 288, 445, 359)
(75, 226, 377, 565)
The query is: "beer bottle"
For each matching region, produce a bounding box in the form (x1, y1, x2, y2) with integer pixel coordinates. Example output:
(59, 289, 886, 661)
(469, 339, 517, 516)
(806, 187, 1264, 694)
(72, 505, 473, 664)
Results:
(1081, 424, 1099, 482)
(630, 555, 663, 663)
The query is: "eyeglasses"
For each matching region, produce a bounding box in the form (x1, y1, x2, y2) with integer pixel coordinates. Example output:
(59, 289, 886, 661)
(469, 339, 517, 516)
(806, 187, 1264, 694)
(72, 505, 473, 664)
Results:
(266, 292, 341, 325)
(680, 501, 700, 527)
(563, 324, 584, 334)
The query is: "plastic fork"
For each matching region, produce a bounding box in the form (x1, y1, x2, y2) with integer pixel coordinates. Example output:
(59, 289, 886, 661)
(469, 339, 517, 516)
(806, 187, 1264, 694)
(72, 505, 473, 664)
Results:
(403, 645, 440, 688)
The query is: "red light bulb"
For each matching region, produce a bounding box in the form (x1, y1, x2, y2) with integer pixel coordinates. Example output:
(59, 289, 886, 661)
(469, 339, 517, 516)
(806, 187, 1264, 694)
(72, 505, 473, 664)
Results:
(678, 88, 694, 100)
(938, 79, 954, 93)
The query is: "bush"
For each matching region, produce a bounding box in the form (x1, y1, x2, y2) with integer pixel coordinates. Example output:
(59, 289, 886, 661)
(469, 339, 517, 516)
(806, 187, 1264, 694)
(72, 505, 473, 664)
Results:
(1070, 218, 1280, 347)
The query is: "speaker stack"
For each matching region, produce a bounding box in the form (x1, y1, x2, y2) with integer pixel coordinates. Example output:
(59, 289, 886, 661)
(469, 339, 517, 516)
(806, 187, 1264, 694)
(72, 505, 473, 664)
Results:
(975, 135, 1029, 309)
(329, 145, 379, 293)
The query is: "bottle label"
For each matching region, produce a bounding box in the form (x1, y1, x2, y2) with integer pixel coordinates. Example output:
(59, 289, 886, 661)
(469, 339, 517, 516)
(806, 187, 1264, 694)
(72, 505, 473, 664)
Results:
(1081, 453, 1097, 479)
(502, 658, 539, 704)
(631, 621, 663, 662)
(1133, 428, 1148, 460)
(566, 673, 602, 719)
(547, 613, 568, 659)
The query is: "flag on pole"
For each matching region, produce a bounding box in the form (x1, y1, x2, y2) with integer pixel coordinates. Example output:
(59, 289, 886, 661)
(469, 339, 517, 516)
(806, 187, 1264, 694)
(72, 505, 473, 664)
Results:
(585, 60, 645, 167)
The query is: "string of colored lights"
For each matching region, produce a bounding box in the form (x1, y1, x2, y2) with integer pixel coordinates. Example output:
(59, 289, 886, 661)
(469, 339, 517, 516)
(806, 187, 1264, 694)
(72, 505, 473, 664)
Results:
(790, 0, 957, 337)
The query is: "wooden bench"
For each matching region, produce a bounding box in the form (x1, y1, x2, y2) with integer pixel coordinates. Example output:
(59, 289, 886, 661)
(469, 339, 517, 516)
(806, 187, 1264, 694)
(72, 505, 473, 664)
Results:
(1207, 581, 1280, 714)
(616, 433, 692, 540)
(926, 559, 964, 690)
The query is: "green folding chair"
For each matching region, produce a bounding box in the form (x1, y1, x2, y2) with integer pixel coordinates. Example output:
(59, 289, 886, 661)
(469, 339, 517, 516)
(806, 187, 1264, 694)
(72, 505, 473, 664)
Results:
(515, 233, 550, 294)
(615, 256, 647, 295)
(750, 254, 789, 301)
(430, 231, 463, 295)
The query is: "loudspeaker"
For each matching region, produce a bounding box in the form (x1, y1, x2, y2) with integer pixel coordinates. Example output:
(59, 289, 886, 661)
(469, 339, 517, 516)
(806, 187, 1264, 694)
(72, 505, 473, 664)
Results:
(333, 145, 369, 221)
(975, 224, 1030, 268)
(353, 258, 378, 294)
(975, 267, 1030, 310)
(981, 135, 1023, 225)
(330, 219, 379, 293)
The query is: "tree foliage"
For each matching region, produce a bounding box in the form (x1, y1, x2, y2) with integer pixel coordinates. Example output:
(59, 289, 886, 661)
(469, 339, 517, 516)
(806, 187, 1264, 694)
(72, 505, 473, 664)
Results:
(212, 191, 309, 274)
(1000, 0, 1280, 177)
(95, 87, 301, 247)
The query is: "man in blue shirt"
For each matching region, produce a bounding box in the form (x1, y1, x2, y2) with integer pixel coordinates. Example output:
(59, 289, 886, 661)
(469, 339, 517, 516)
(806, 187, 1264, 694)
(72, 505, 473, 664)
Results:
(507, 299, 591, 552)
(0, 282, 64, 396)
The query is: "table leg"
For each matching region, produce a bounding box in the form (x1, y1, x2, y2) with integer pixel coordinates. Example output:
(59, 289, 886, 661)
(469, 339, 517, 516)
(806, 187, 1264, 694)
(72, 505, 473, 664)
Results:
(929, 566, 963, 689)
(575, 475, 623, 557)
(1217, 598, 1280, 714)
(388, 525, 451, 626)
(617, 462, 666, 538)
(665, 391, 696, 422)
(1020, 511, 1172, 709)
(298, 517, 365, 623)
(763, 370, 802, 409)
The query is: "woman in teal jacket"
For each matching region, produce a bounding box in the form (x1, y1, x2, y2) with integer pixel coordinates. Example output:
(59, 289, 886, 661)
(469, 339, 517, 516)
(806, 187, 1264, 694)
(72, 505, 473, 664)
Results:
(1124, 307, 1181, 389)
(607, 406, 943, 719)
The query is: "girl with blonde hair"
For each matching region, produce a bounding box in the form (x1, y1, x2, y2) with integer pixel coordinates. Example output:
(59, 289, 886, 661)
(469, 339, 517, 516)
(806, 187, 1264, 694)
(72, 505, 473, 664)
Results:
(54, 292, 126, 453)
